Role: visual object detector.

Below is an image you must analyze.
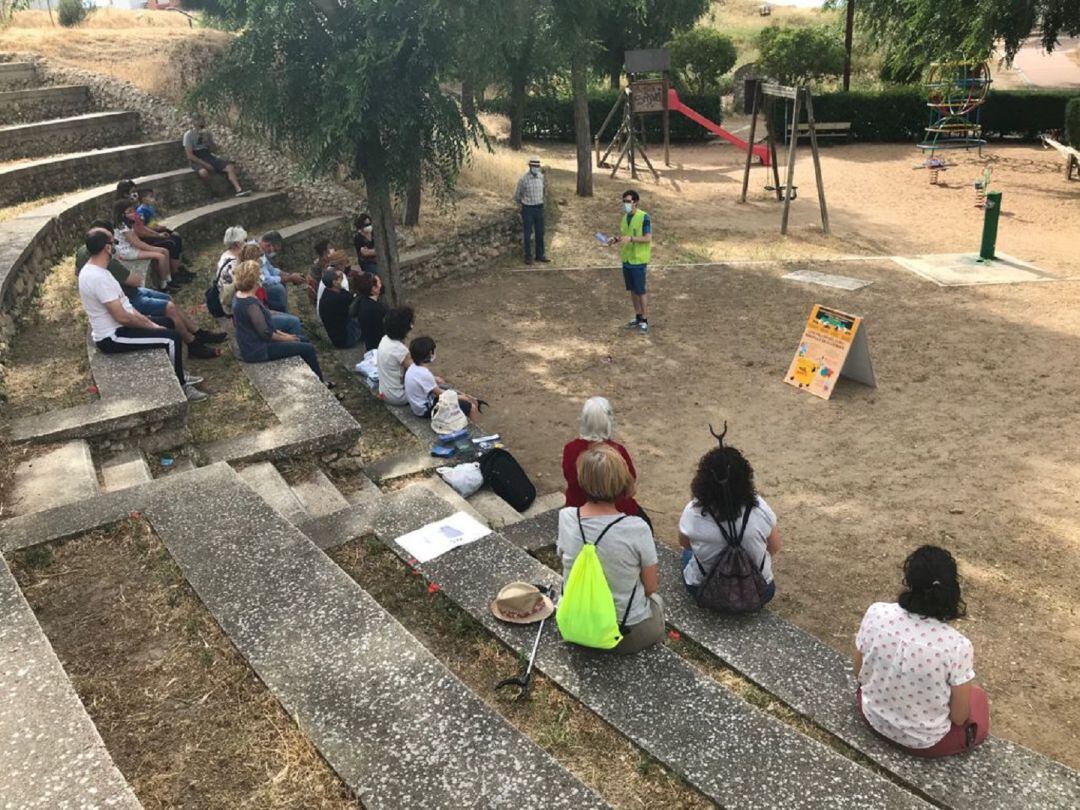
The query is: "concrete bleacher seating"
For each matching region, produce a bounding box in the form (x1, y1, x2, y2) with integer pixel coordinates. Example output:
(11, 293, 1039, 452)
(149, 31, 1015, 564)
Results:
(0, 84, 89, 124)
(0, 110, 138, 161)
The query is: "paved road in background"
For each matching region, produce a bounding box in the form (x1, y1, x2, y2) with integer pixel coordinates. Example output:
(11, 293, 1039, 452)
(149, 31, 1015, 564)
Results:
(1012, 36, 1080, 88)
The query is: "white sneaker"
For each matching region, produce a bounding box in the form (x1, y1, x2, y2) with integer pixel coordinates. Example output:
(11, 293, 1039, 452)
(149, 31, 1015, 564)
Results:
(624, 318, 641, 329)
(184, 373, 204, 386)
(184, 384, 209, 402)
(638, 321, 650, 334)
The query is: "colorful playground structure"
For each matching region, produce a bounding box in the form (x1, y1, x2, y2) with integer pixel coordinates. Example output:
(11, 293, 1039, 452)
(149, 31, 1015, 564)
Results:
(916, 60, 991, 158)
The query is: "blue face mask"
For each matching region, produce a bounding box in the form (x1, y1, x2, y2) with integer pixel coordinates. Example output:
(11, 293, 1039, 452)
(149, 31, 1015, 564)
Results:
(622, 201, 633, 214)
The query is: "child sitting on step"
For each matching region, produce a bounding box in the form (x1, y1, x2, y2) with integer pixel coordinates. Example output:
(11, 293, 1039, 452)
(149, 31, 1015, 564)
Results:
(403, 336, 482, 421)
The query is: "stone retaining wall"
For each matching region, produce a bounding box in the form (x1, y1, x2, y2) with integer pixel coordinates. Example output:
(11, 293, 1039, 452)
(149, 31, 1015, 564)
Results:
(400, 209, 519, 288)
(0, 84, 88, 124)
(0, 61, 35, 90)
(0, 111, 138, 161)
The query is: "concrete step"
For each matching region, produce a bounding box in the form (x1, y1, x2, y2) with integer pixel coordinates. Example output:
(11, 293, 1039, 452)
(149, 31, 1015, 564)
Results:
(465, 488, 563, 529)
(238, 461, 309, 525)
(368, 486, 929, 810)
(139, 463, 605, 808)
(0, 61, 35, 89)
(290, 468, 350, 518)
(160, 191, 289, 241)
(0, 111, 139, 161)
(0, 139, 184, 208)
(406, 477, 489, 526)
(0, 84, 89, 125)
(278, 215, 347, 267)
(366, 448, 442, 483)
(197, 356, 361, 465)
(345, 471, 382, 507)
(99, 448, 153, 493)
(8, 441, 99, 517)
(0, 557, 139, 808)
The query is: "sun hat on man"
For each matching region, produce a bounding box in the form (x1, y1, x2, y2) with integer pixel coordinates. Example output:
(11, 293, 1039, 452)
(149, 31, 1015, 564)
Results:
(490, 582, 555, 624)
(528, 155, 542, 166)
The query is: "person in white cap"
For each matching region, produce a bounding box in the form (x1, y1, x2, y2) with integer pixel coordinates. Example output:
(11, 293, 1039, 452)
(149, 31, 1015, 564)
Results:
(513, 155, 549, 265)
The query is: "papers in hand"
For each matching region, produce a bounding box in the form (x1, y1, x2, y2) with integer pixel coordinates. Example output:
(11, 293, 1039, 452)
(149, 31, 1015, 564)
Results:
(393, 511, 491, 563)
(595, 232, 613, 246)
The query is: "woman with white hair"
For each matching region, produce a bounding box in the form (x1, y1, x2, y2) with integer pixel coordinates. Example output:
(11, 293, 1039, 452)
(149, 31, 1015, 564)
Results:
(215, 224, 248, 315)
(562, 396, 646, 522)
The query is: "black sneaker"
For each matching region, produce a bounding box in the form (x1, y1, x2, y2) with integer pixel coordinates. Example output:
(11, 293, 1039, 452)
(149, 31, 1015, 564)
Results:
(174, 268, 196, 281)
(166, 281, 183, 292)
(195, 329, 227, 344)
(188, 341, 220, 359)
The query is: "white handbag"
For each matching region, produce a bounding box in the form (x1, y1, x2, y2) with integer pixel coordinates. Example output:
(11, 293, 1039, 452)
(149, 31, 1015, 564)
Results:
(430, 389, 468, 434)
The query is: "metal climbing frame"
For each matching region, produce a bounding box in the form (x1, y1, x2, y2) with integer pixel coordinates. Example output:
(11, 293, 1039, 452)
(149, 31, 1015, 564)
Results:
(917, 61, 991, 158)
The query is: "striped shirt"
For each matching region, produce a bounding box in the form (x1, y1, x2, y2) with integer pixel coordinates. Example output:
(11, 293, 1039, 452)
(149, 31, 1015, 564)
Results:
(513, 171, 545, 206)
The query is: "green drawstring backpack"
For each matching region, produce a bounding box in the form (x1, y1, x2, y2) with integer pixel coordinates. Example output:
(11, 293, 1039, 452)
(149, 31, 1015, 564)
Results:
(556, 510, 632, 650)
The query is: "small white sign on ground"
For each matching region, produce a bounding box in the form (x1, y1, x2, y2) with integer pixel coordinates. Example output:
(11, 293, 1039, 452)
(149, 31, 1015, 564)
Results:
(891, 252, 1057, 286)
(782, 269, 873, 290)
(393, 511, 491, 563)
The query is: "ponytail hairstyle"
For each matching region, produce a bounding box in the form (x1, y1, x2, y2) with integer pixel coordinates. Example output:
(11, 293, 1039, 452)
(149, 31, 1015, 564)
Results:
(898, 545, 966, 622)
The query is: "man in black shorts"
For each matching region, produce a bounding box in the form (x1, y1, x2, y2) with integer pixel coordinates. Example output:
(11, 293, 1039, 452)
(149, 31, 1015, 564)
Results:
(183, 115, 250, 197)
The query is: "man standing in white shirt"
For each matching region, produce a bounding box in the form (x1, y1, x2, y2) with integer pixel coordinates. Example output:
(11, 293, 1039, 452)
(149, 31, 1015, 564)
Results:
(78, 228, 209, 402)
(513, 156, 549, 265)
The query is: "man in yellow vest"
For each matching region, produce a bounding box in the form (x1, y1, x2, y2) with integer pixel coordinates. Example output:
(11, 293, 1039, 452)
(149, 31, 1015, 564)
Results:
(610, 189, 652, 334)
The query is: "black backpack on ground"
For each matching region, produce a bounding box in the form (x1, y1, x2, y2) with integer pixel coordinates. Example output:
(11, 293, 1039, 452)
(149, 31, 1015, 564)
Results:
(204, 256, 232, 319)
(479, 448, 536, 512)
(694, 503, 769, 614)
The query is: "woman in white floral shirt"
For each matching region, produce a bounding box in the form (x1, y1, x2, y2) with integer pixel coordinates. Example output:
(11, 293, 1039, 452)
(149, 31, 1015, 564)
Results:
(854, 545, 989, 757)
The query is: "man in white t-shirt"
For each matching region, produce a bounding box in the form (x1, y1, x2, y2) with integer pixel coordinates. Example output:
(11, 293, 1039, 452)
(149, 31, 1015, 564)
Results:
(78, 228, 209, 403)
(402, 336, 479, 419)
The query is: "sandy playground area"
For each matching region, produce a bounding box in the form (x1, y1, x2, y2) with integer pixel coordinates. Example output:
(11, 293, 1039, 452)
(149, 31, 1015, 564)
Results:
(416, 137, 1080, 767)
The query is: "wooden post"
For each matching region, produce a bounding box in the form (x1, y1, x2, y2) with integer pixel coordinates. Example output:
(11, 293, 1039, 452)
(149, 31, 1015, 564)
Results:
(739, 85, 760, 203)
(780, 89, 802, 235)
(662, 71, 671, 167)
(803, 89, 830, 234)
(767, 98, 782, 200)
(627, 89, 638, 180)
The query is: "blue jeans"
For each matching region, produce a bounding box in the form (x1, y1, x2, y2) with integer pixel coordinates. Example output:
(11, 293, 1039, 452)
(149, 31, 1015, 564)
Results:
(270, 312, 303, 336)
(522, 204, 545, 260)
(128, 287, 171, 317)
(680, 548, 776, 603)
(264, 282, 290, 313)
(266, 340, 322, 380)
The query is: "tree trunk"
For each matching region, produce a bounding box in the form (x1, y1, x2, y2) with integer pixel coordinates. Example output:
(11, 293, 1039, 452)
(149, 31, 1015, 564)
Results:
(571, 50, 593, 197)
(461, 77, 476, 121)
(843, 0, 856, 91)
(609, 63, 621, 90)
(357, 154, 402, 306)
(509, 73, 526, 150)
(404, 169, 421, 227)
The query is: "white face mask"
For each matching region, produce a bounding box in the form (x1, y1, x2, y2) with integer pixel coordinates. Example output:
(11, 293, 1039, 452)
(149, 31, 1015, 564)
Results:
(429, 352, 436, 363)
(622, 201, 633, 214)
(362, 224, 373, 235)
(529, 166, 540, 176)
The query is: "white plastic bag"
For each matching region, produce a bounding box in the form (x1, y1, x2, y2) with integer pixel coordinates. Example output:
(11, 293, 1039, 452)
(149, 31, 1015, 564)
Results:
(437, 462, 484, 498)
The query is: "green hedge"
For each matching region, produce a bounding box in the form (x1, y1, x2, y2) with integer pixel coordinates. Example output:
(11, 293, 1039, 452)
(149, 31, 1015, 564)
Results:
(484, 87, 1074, 144)
(1067, 97, 1080, 148)
(480, 90, 724, 143)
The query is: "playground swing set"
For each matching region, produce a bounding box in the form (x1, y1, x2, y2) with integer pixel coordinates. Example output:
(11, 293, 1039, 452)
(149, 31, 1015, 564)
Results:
(595, 49, 828, 235)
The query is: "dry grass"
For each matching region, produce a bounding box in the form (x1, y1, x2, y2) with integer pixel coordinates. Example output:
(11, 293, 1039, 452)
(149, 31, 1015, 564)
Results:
(0, 256, 92, 418)
(702, 0, 839, 63)
(10, 519, 360, 809)
(0, 9, 230, 100)
(331, 537, 711, 810)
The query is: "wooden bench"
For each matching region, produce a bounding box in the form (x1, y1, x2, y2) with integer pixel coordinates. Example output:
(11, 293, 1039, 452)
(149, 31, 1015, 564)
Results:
(1041, 136, 1080, 181)
(786, 121, 852, 143)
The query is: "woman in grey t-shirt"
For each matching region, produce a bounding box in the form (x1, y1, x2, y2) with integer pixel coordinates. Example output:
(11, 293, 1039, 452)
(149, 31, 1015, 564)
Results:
(557, 444, 665, 655)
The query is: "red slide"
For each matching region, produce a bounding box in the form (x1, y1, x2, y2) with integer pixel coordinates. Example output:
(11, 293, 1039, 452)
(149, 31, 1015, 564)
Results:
(667, 88, 771, 167)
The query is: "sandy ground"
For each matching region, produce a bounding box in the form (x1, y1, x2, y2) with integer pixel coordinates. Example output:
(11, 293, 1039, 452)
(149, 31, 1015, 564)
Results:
(410, 139, 1080, 767)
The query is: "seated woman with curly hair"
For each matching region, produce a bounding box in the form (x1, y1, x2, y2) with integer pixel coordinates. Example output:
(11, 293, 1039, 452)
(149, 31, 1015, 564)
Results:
(678, 442, 780, 604)
(855, 545, 989, 758)
(231, 259, 328, 385)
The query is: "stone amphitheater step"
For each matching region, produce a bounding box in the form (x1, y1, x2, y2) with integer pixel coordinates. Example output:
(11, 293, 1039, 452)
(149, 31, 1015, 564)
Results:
(0, 61, 35, 90)
(0, 140, 185, 208)
(197, 356, 361, 465)
(290, 468, 351, 518)
(278, 214, 347, 265)
(136, 463, 605, 808)
(9, 440, 98, 516)
(100, 448, 154, 493)
(504, 509, 1080, 807)
(0, 557, 139, 808)
(0, 111, 139, 162)
(8, 332, 188, 448)
(238, 461, 309, 525)
(365, 485, 929, 809)
(159, 190, 288, 239)
(0, 84, 89, 125)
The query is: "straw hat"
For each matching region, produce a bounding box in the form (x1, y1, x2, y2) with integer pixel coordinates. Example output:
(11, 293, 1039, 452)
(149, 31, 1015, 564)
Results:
(490, 582, 554, 624)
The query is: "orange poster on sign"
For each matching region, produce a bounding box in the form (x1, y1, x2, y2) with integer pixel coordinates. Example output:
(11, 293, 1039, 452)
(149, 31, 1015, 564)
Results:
(784, 304, 876, 400)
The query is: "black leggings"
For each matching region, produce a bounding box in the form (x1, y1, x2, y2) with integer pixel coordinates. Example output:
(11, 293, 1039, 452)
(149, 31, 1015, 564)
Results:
(147, 231, 183, 260)
(96, 319, 184, 383)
